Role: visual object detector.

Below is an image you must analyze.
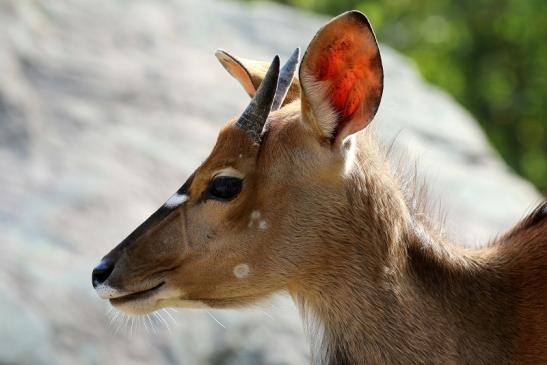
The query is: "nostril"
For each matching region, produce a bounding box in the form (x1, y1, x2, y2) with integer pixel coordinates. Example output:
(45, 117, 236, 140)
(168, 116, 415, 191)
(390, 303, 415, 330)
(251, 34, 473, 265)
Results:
(92, 258, 116, 288)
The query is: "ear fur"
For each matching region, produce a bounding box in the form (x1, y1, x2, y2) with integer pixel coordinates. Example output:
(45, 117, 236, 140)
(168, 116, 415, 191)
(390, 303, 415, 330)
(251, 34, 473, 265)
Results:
(215, 50, 301, 106)
(299, 11, 383, 146)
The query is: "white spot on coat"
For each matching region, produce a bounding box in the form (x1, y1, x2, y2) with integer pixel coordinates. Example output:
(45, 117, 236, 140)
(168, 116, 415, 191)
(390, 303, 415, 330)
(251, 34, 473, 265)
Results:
(248, 210, 263, 229)
(233, 264, 250, 279)
(259, 220, 268, 230)
(164, 193, 188, 208)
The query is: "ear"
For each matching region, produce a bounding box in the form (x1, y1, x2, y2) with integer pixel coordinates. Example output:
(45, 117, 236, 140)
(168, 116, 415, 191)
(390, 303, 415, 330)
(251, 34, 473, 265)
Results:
(216, 50, 301, 105)
(299, 11, 383, 146)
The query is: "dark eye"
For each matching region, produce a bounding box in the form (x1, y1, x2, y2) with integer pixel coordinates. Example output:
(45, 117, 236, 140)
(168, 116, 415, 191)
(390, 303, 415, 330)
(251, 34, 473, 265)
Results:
(207, 176, 242, 201)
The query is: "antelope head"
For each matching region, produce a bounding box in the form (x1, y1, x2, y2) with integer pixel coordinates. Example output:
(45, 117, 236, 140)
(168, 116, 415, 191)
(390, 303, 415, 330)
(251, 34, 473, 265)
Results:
(92, 11, 383, 315)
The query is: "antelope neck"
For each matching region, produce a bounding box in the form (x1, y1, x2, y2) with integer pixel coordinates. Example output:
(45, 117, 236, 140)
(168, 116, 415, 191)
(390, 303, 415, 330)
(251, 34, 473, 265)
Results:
(289, 168, 516, 364)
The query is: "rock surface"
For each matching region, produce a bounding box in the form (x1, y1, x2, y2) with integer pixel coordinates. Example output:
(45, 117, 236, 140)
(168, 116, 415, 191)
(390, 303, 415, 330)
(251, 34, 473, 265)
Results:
(0, 0, 541, 364)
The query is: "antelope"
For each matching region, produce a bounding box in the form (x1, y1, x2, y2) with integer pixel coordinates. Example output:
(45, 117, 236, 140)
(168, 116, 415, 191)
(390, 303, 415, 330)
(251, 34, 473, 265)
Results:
(92, 11, 547, 364)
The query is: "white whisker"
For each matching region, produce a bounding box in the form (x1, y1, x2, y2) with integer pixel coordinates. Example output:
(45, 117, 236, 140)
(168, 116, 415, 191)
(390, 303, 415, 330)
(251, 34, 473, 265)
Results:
(154, 311, 171, 332)
(256, 308, 274, 320)
(147, 314, 158, 334)
(123, 314, 131, 333)
(207, 311, 226, 329)
(118, 315, 126, 333)
(108, 309, 125, 334)
(130, 316, 135, 336)
(163, 308, 177, 323)
(113, 316, 123, 334)
(142, 315, 149, 333)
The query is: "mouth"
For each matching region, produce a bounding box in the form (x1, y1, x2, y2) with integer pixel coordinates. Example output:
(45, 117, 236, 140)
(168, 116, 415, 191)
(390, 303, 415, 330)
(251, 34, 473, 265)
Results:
(109, 282, 165, 306)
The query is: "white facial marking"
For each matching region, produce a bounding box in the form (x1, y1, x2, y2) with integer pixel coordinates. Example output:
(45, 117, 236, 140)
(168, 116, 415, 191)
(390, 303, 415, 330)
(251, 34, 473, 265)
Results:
(214, 167, 244, 179)
(112, 286, 211, 315)
(233, 263, 250, 279)
(164, 193, 189, 208)
(95, 284, 122, 299)
(156, 288, 211, 309)
(258, 220, 268, 230)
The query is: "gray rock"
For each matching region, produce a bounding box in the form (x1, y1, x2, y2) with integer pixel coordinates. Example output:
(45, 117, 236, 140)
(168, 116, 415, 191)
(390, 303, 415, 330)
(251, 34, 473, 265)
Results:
(0, 0, 540, 364)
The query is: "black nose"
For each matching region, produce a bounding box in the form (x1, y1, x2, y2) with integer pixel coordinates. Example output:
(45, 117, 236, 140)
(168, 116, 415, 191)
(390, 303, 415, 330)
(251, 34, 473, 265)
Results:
(92, 257, 116, 288)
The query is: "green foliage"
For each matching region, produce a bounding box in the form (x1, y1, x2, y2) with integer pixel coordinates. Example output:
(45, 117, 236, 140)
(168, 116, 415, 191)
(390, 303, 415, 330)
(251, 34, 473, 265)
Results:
(267, 0, 547, 191)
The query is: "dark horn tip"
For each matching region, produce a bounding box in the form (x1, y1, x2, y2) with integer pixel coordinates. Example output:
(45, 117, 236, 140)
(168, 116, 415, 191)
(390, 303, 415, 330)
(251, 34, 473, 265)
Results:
(259, 54, 280, 89)
(270, 48, 300, 111)
(235, 54, 281, 142)
(271, 55, 281, 71)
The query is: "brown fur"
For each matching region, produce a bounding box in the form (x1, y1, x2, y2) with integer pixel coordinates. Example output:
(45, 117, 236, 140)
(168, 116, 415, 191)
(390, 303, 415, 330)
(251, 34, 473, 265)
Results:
(95, 11, 547, 364)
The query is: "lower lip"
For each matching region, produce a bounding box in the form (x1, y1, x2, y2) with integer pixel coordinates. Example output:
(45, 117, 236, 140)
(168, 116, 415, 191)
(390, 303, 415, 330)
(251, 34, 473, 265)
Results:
(109, 282, 165, 306)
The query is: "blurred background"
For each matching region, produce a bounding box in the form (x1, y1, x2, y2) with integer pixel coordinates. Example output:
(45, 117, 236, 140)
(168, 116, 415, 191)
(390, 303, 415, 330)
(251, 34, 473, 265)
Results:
(0, 0, 543, 364)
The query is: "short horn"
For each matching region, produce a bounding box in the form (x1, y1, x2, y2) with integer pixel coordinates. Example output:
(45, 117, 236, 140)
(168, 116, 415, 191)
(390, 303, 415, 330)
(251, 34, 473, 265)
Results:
(271, 48, 300, 111)
(235, 55, 280, 143)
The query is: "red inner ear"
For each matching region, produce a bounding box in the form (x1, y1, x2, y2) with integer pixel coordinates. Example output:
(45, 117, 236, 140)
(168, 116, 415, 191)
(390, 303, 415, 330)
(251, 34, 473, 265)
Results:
(314, 35, 381, 138)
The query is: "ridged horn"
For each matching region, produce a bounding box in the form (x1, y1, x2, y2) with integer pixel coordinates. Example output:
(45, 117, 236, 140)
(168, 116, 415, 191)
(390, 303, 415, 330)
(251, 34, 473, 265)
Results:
(271, 48, 300, 111)
(235, 55, 280, 143)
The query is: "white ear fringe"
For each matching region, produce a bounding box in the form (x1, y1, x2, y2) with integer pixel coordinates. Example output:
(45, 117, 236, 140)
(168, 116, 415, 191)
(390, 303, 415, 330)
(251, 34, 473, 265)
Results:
(300, 71, 339, 139)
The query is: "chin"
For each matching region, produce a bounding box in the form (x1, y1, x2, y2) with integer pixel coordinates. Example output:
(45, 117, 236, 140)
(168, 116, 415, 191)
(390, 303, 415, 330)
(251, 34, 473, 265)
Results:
(109, 285, 210, 315)
(195, 293, 271, 309)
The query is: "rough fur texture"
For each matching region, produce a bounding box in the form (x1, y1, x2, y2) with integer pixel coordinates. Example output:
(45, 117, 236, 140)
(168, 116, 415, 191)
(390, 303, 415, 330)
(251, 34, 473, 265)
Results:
(288, 132, 538, 364)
